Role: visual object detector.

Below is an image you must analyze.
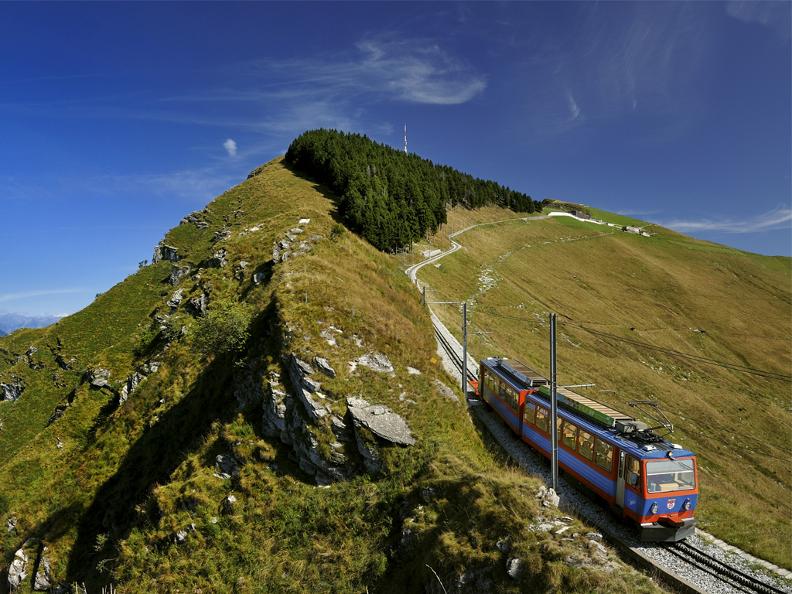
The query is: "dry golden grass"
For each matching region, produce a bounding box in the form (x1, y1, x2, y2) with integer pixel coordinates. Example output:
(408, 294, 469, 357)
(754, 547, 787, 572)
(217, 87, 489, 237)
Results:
(418, 206, 792, 568)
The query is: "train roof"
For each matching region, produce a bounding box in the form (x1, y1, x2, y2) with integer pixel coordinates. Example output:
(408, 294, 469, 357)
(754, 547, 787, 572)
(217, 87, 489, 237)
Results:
(480, 357, 696, 460)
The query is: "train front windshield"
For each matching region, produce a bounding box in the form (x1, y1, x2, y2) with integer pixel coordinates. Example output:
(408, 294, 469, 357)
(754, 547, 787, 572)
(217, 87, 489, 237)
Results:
(646, 459, 696, 494)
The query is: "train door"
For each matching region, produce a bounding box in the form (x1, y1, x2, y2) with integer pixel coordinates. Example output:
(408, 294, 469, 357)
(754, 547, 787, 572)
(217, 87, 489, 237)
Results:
(517, 391, 526, 436)
(616, 450, 626, 510)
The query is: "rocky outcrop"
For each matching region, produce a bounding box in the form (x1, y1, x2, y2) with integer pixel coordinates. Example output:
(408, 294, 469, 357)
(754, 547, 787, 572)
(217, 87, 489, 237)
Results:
(214, 454, 240, 480)
(261, 380, 288, 439)
(181, 208, 210, 229)
(119, 371, 146, 404)
(152, 242, 180, 263)
(166, 289, 184, 309)
(537, 485, 560, 508)
(256, 352, 416, 484)
(285, 355, 329, 422)
(187, 293, 208, 317)
(86, 368, 110, 389)
(313, 356, 336, 378)
(234, 260, 249, 281)
(433, 379, 458, 403)
(33, 547, 52, 591)
(168, 264, 191, 286)
(271, 219, 322, 263)
(1, 377, 24, 401)
(212, 228, 231, 243)
(346, 397, 415, 446)
(350, 352, 394, 374)
(7, 544, 28, 590)
(208, 248, 227, 268)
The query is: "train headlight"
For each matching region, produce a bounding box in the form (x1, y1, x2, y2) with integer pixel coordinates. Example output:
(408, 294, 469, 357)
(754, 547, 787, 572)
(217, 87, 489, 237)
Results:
(683, 499, 691, 511)
(650, 503, 658, 514)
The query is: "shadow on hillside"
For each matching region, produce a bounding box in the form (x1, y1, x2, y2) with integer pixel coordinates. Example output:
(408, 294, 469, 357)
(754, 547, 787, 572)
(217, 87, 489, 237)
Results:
(62, 299, 287, 589)
(281, 162, 345, 226)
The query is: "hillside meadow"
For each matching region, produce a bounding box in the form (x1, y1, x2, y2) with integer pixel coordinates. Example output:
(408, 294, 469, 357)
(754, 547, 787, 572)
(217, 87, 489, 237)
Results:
(412, 206, 792, 568)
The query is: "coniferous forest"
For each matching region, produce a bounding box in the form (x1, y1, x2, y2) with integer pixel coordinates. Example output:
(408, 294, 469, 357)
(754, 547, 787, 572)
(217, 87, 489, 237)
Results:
(285, 129, 543, 251)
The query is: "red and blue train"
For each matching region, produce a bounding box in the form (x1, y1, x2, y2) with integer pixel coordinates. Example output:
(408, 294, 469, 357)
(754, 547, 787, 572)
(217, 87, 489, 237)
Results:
(474, 357, 698, 542)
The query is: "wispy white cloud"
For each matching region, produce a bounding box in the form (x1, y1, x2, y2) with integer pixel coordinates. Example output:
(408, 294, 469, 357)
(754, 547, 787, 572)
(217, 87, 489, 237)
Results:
(0, 288, 88, 304)
(223, 138, 238, 157)
(566, 90, 582, 122)
(661, 206, 792, 234)
(725, 1, 791, 38)
(239, 34, 487, 106)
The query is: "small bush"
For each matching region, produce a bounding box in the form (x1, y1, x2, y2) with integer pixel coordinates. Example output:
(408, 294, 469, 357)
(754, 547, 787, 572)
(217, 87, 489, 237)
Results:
(330, 223, 346, 240)
(193, 299, 253, 355)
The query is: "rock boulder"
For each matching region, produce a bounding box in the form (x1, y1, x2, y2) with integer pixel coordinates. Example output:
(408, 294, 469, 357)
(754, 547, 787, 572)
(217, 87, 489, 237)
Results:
(152, 242, 180, 263)
(1, 377, 24, 401)
(346, 396, 415, 446)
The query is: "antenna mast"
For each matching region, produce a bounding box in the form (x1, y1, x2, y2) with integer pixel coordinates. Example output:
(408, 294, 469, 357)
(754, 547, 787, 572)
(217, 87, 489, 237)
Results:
(403, 123, 408, 154)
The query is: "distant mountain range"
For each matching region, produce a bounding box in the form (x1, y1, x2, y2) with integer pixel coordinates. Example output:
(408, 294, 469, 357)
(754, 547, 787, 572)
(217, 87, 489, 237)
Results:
(0, 312, 60, 334)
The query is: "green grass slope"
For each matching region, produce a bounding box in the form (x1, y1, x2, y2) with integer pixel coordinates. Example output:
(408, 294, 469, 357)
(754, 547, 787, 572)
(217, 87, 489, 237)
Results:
(0, 160, 657, 593)
(414, 206, 792, 568)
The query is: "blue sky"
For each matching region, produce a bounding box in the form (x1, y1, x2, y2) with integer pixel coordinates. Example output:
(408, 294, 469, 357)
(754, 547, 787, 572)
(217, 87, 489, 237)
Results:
(1, 1, 790, 317)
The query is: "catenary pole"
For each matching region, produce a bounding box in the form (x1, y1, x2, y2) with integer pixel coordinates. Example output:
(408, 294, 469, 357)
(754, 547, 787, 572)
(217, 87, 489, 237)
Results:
(462, 302, 468, 398)
(550, 312, 558, 492)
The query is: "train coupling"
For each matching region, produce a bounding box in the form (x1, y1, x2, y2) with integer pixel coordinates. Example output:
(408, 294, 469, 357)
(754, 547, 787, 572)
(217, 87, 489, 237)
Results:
(640, 517, 697, 542)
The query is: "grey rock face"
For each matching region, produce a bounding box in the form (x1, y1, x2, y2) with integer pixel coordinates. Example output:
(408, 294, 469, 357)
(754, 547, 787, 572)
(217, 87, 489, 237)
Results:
(7, 545, 28, 590)
(286, 355, 328, 422)
(119, 371, 146, 404)
(152, 242, 180, 263)
(182, 210, 210, 228)
(433, 379, 458, 403)
(506, 558, 524, 580)
(33, 548, 52, 591)
(214, 454, 240, 479)
(187, 293, 208, 317)
(537, 486, 560, 508)
(252, 271, 267, 285)
(234, 260, 249, 281)
(262, 384, 288, 438)
(1, 377, 25, 401)
(86, 368, 110, 389)
(168, 264, 191, 286)
(208, 248, 227, 268)
(6, 517, 17, 534)
(354, 428, 382, 475)
(346, 396, 415, 446)
(313, 356, 336, 378)
(166, 288, 184, 309)
(354, 352, 394, 374)
(213, 228, 231, 243)
(48, 402, 69, 425)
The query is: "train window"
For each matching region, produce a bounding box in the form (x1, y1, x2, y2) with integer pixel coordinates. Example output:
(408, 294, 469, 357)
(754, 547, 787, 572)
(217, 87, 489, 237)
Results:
(524, 401, 536, 425)
(625, 455, 641, 488)
(646, 459, 696, 493)
(535, 406, 549, 433)
(577, 430, 594, 460)
(562, 421, 577, 449)
(594, 439, 613, 471)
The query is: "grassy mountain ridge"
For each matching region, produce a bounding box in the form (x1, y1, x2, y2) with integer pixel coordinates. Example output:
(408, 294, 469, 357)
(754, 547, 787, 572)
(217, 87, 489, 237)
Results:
(0, 159, 655, 592)
(410, 205, 792, 567)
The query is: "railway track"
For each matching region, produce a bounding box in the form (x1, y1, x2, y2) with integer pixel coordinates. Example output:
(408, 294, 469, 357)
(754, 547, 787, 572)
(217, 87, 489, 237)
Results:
(665, 541, 787, 594)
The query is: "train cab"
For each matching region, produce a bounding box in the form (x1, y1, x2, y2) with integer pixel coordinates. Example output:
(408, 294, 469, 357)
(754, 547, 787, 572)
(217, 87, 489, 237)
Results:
(620, 446, 699, 541)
